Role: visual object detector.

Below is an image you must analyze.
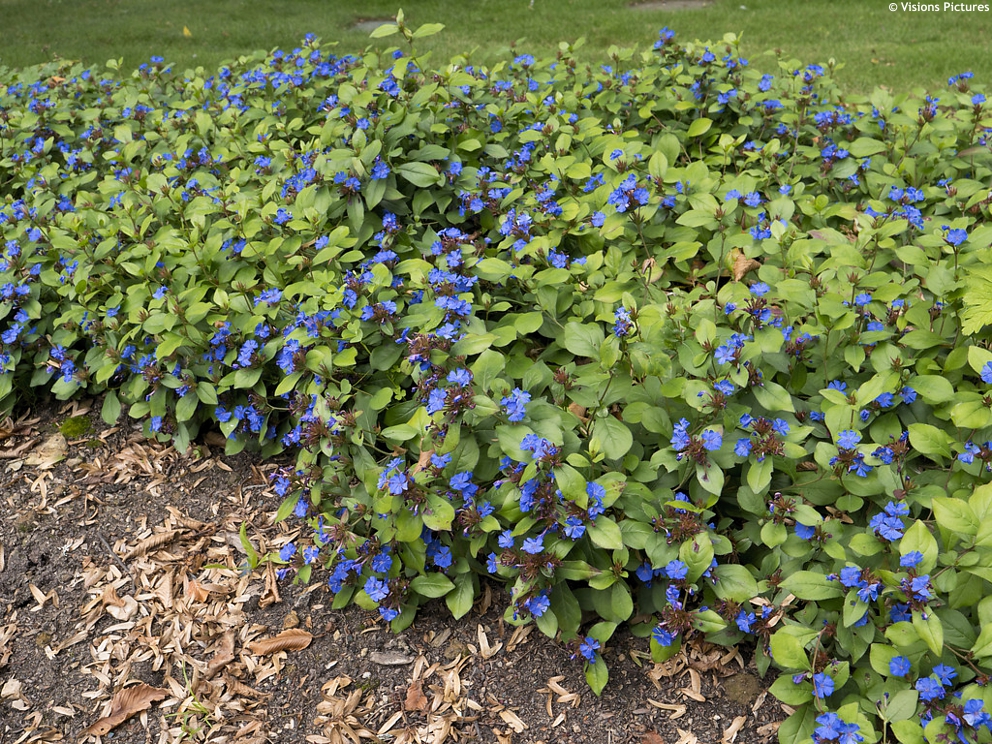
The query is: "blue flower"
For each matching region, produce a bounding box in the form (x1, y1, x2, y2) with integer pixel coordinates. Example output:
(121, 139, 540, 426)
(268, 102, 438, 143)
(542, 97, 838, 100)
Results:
(371, 552, 394, 573)
(521, 535, 545, 554)
(665, 560, 688, 580)
(889, 655, 911, 677)
(836, 430, 861, 450)
(279, 543, 296, 562)
(812, 672, 834, 698)
(701, 429, 722, 451)
(750, 282, 770, 296)
(501, 388, 531, 422)
(579, 636, 601, 662)
(915, 676, 945, 702)
(714, 379, 735, 396)
(447, 368, 473, 386)
(524, 592, 550, 617)
(365, 576, 390, 602)
(563, 515, 585, 539)
(652, 626, 676, 647)
(932, 664, 957, 685)
(735, 438, 753, 457)
(795, 522, 816, 540)
(900, 551, 923, 568)
(945, 228, 968, 246)
(982, 362, 992, 384)
(736, 610, 756, 632)
(671, 418, 691, 451)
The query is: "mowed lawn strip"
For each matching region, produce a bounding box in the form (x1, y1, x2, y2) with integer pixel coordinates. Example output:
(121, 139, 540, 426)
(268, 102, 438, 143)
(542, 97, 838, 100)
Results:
(2, 0, 991, 93)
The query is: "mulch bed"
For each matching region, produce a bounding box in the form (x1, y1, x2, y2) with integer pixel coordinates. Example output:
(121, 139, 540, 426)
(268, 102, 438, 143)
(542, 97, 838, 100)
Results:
(0, 401, 785, 744)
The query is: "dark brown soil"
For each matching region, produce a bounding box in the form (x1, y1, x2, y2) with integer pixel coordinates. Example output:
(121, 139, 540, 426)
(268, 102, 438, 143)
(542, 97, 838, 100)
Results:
(0, 401, 784, 744)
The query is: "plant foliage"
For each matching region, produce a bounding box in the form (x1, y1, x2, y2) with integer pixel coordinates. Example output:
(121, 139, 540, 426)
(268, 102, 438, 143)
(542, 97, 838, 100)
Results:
(4, 16, 992, 743)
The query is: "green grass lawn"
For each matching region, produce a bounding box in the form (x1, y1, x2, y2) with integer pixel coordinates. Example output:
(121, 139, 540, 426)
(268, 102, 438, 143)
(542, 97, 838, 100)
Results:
(2, 0, 991, 93)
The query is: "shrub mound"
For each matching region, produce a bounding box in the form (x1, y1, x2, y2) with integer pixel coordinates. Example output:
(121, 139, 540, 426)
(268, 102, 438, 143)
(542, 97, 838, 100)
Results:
(4, 17, 992, 742)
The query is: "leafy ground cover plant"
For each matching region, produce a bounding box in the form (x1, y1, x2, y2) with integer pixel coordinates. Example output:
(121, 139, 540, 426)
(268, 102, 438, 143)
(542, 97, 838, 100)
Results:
(3, 14, 992, 742)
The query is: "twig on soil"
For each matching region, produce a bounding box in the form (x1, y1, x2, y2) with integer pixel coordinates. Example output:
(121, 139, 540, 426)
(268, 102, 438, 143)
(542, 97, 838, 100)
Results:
(95, 531, 133, 581)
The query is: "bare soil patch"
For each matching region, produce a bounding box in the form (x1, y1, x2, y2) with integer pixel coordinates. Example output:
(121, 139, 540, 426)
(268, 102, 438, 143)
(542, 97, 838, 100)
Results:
(0, 401, 785, 744)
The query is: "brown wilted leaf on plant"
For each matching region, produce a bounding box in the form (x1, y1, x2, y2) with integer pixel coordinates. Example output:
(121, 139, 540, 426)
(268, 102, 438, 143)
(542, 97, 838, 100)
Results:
(81, 683, 169, 737)
(730, 248, 761, 282)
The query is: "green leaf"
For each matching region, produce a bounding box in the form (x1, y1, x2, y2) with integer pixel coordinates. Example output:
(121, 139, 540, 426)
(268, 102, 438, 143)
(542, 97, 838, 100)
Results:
(753, 381, 795, 413)
(912, 610, 943, 656)
(769, 632, 810, 670)
(395, 162, 443, 188)
(713, 564, 759, 602)
(780, 571, 844, 600)
(900, 519, 938, 572)
(239, 522, 259, 569)
(551, 583, 582, 638)
(423, 494, 455, 531)
(932, 496, 978, 536)
(746, 458, 773, 493)
(679, 533, 715, 582)
(446, 573, 475, 619)
(369, 23, 399, 37)
(451, 332, 497, 356)
(412, 22, 445, 38)
(911, 375, 956, 405)
(591, 416, 632, 460)
(562, 322, 605, 358)
(908, 423, 951, 459)
(769, 675, 813, 706)
(585, 656, 609, 696)
(410, 573, 455, 598)
(102, 390, 121, 425)
(971, 622, 992, 658)
(687, 117, 713, 137)
(883, 689, 919, 723)
(587, 516, 624, 550)
(890, 720, 925, 744)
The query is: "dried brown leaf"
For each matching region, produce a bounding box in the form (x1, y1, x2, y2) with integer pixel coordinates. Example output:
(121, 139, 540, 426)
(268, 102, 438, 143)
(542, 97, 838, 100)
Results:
(723, 715, 747, 743)
(23, 434, 67, 469)
(205, 631, 235, 680)
(369, 651, 413, 666)
(567, 403, 589, 423)
(247, 628, 312, 655)
(411, 448, 435, 474)
(404, 680, 428, 712)
(128, 529, 180, 558)
(225, 678, 272, 700)
(81, 683, 168, 737)
(642, 732, 666, 744)
(731, 248, 761, 282)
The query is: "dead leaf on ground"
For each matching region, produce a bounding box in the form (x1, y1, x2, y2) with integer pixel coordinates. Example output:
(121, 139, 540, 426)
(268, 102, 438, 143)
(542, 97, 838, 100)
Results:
(127, 529, 181, 558)
(370, 650, 413, 666)
(247, 628, 312, 655)
(722, 714, 747, 743)
(82, 683, 169, 737)
(23, 433, 67, 469)
(404, 679, 428, 712)
(205, 631, 235, 679)
(642, 732, 666, 744)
